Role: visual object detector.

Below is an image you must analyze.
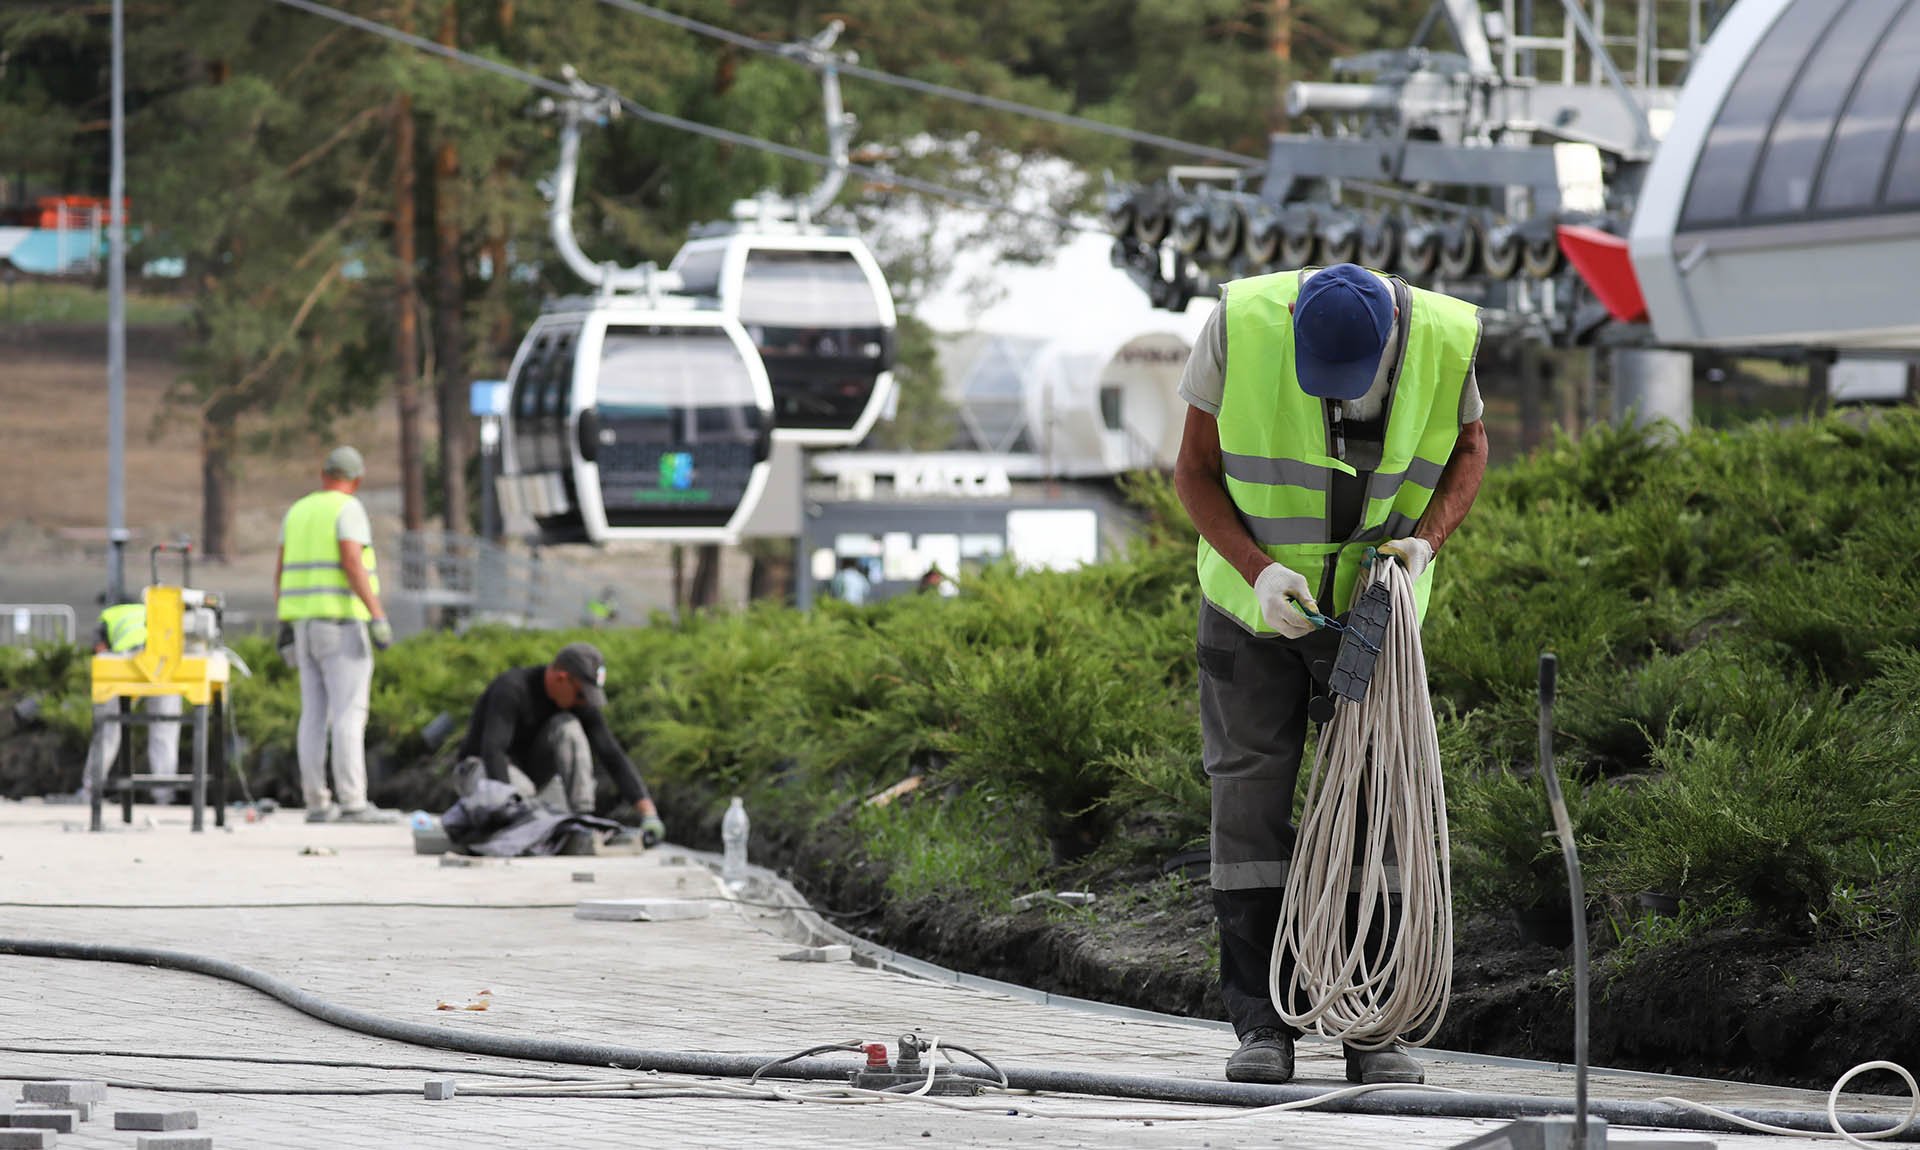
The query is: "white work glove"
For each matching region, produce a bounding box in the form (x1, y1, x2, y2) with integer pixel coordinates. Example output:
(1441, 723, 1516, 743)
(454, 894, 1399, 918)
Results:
(1379, 535, 1434, 579)
(1253, 562, 1320, 639)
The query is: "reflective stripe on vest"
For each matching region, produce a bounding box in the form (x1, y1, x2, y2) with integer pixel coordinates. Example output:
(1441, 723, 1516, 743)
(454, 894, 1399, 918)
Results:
(1198, 269, 1479, 634)
(277, 490, 379, 621)
(100, 602, 146, 653)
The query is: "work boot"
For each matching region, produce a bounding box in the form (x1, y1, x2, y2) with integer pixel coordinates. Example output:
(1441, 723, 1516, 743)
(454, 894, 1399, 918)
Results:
(1344, 1042, 1425, 1085)
(304, 804, 340, 824)
(1225, 1026, 1295, 1084)
(336, 805, 401, 825)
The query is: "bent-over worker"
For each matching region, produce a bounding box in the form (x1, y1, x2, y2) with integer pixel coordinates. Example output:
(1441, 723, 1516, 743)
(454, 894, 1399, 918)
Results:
(1173, 263, 1488, 1087)
(83, 597, 182, 806)
(455, 641, 665, 845)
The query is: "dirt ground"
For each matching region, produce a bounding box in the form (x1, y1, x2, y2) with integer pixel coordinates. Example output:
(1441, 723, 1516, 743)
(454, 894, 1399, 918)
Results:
(0, 324, 404, 554)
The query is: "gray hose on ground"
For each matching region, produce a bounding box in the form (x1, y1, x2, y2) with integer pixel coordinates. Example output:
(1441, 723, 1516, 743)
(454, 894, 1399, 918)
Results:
(2, 937, 1912, 1140)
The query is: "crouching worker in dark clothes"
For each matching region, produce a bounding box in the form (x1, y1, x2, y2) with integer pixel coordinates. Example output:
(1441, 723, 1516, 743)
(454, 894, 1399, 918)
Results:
(454, 642, 665, 848)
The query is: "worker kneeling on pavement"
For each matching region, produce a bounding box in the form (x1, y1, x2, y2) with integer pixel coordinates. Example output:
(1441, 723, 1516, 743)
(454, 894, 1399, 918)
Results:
(82, 596, 182, 807)
(1173, 263, 1487, 1087)
(454, 642, 664, 847)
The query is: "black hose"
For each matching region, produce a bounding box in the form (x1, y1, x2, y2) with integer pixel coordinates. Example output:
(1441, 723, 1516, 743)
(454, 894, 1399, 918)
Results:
(2, 937, 1912, 1140)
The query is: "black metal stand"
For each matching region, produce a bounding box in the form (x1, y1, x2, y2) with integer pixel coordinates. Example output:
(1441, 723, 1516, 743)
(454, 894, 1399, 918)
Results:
(87, 692, 228, 834)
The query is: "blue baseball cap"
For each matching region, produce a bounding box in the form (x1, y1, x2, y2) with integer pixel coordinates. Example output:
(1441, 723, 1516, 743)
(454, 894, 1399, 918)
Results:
(1293, 264, 1393, 401)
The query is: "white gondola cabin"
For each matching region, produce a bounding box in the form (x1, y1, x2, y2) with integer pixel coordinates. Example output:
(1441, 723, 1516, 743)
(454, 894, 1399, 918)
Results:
(497, 301, 775, 544)
(670, 229, 897, 448)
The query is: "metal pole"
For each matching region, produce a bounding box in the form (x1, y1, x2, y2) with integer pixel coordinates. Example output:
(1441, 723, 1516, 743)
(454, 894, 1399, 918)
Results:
(1537, 653, 1590, 1150)
(106, 0, 129, 603)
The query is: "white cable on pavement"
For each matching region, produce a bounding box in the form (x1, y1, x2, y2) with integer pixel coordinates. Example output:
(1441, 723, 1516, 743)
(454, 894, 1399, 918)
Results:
(1654, 1061, 1920, 1148)
(1273, 557, 1453, 1050)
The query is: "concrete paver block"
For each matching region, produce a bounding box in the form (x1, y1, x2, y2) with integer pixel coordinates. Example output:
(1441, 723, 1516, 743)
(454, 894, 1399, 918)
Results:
(115, 1110, 198, 1131)
(0, 1112, 77, 1134)
(778, 944, 853, 963)
(0, 1129, 57, 1149)
(423, 1080, 457, 1100)
(20, 1084, 104, 1106)
(135, 1136, 212, 1150)
(571, 871, 595, 883)
(573, 898, 711, 922)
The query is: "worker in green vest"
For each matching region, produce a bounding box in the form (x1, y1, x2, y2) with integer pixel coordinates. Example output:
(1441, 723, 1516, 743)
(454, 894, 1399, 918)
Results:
(1173, 263, 1489, 1087)
(82, 596, 182, 806)
(275, 445, 397, 824)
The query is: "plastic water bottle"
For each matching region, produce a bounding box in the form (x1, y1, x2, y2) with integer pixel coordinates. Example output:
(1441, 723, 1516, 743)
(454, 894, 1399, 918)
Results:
(721, 797, 750, 890)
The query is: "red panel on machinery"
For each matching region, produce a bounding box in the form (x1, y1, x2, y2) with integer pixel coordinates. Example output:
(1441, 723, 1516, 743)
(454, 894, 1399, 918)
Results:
(1557, 225, 1647, 324)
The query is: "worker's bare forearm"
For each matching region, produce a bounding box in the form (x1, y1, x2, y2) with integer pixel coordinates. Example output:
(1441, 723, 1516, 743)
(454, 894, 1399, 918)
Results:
(1175, 465, 1271, 587)
(1416, 420, 1488, 552)
(337, 540, 385, 619)
(345, 570, 384, 619)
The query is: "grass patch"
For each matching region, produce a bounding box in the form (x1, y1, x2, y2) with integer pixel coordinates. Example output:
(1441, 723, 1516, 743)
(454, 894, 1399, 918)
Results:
(0, 279, 190, 327)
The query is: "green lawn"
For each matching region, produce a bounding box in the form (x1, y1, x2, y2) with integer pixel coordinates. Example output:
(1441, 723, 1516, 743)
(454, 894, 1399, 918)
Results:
(0, 279, 189, 327)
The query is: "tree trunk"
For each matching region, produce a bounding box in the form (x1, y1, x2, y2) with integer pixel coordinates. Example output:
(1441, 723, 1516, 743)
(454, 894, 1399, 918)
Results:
(200, 416, 237, 563)
(671, 544, 685, 616)
(433, 3, 468, 534)
(746, 539, 795, 604)
(393, 89, 426, 532)
(1269, 0, 1291, 131)
(688, 543, 721, 609)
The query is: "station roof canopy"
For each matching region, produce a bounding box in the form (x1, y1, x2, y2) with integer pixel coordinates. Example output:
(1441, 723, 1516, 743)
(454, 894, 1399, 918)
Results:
(1631, 0, 1920, 350)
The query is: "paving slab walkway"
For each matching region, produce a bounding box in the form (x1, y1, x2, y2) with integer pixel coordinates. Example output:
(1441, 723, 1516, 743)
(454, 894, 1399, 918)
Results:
(0, 800, 1909, 1148)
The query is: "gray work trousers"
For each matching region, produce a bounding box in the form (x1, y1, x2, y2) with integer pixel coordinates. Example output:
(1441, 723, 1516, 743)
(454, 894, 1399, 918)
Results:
(294, 618, 373, 812)
(505, 713, 598, 814)
(85, 694, 183, 803)
(1198, 599, 1327, 1038)
(1198, 598, 1404, 1039)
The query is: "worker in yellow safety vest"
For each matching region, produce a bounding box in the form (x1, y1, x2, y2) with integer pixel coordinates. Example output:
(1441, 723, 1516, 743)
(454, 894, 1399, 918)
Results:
(82, 597, 183, 806)
(1172, 263, 1489, 1088)
(275, 445, 396, 824)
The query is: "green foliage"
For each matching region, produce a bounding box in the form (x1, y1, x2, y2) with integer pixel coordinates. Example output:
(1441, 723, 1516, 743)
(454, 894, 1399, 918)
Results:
(852, 789, 1048, 903)
(15, 402, 1920, 980)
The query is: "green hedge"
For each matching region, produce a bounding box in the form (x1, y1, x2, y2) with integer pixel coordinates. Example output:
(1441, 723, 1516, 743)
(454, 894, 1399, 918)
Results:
(10, 412, 1920, 949)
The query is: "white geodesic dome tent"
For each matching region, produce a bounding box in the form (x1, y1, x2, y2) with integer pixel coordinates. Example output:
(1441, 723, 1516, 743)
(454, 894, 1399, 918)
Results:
(923, 229, 1212, 476)
(940, 328, 1195, 477)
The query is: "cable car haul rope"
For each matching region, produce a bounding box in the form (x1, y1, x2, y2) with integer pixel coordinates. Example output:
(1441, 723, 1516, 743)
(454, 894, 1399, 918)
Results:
(1273, 557, 1453, 1050)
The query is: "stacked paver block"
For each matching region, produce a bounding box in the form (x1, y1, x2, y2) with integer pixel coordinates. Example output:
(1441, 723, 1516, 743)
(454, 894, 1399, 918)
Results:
(17, 1085, 101, 1110)
(136, 1137, 212, 1150)
(0, 1128, 58, 1149)
(116, 1110, 199, 1131)
(0, 1112, 77, 1135)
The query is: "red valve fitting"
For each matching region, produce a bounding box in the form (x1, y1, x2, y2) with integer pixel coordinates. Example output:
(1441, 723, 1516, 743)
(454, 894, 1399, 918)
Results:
(864, 1042, 890, 1069)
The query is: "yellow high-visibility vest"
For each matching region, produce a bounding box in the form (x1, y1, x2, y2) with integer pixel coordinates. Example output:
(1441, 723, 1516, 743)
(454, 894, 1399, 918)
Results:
(1199, 269, 1479, 633)
(277, 490, 379, 622)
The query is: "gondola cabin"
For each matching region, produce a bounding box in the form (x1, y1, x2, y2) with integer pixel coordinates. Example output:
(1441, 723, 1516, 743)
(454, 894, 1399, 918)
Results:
(669, 230, 897, 448)
(497, 301, 775, 544)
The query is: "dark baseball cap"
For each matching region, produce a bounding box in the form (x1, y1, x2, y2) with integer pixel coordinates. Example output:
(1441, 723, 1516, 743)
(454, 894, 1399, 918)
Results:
(552, 642, 607, 708)
(1293, 263, 1394, 401)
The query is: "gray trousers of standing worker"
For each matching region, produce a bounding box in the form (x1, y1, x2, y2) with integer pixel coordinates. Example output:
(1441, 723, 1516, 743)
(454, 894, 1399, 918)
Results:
(1199, 599, 1333, 1040)
(505, 713, 598, 814)
(84, 694, 183, 803)
(294, 618, 373, 812)
(1200, 599, 1401, 1040)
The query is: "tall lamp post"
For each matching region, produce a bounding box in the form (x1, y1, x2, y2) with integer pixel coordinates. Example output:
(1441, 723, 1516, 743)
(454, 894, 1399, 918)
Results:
(105, 0, 129, 601)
